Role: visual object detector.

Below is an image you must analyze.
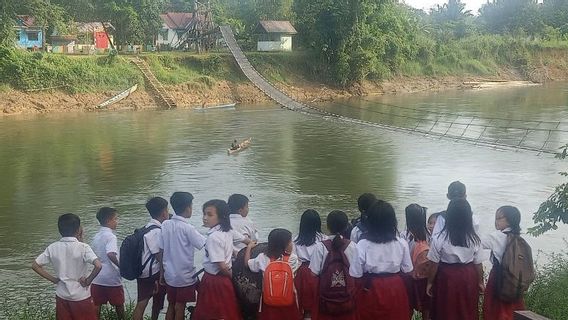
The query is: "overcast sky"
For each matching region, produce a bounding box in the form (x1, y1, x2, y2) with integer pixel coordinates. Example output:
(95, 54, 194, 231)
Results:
(404, 0, 486, 14)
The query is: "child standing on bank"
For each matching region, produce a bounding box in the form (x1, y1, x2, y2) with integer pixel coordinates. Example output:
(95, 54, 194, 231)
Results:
(404, 204, 432, 320)
(427, 199, 484, 320)
(32, 213, 102, 320)
(160, 192, 206, 320)
(310, 210, 363, 320)
(350, 193, 378, 243)
(246, 228, 302, 320)
(193, 199, 243, 320)
(356, 202, 413, 320)
(294, 209, 325, 318)
(133, 197, 169, 320)
(91, 207, 125, 319)
(229, 194, 259, 252)
(482, 206, 533, 320)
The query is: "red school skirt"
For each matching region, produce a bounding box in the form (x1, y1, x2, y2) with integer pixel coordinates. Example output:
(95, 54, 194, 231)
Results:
(357, 273, 410, 320)
(192, 272, 242, 320)
(258, 294, 302, 320)
(294, 262, 318, 313)
(483, 266, 525, 320)
(432, 263, 480, 320)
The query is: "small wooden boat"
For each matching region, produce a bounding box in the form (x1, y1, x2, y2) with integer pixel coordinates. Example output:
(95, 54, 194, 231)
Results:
(227, 138, 252, 155)
(194, 103, 237, 112)
(96, 84, 138, 109)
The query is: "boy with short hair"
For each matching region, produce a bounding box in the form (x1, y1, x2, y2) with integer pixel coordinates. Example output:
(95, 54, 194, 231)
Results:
(228, 193, 258, 252)
(91, 207, 125, 319)
(159, 192, 207, 320)
(32, 213, 102, 320)
(133, 197, 169, 320)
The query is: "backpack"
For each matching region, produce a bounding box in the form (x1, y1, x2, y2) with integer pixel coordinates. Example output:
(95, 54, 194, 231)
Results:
(411, 240, 432, 279)
(262, 254, 295, 307)
(496, 233, 536, 302)
(119, 225, 160, 280)
(319, 239, 356, 315)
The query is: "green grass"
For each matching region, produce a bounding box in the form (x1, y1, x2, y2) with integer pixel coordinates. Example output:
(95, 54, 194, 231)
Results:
(0, 47, 143, 93)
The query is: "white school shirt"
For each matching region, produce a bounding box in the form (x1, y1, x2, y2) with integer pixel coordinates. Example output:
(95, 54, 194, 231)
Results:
(350, 226, 363, 243)
(160, 215, 207, 287)
(231, 215, 259, 252)
(356, 237, 413, 274)
(248, 252, 301, 273)
(35, 237, 99, 301)
(427, 232, 484, 264)
(294, 232, 326, 263)
(432, 213, 480, 236)
(481, 228, 512, 265)
(91, 227, 121, 287)
(140, 219, 162, 279)
(203, 225, 234, 275)
(309, 239, 363, 278)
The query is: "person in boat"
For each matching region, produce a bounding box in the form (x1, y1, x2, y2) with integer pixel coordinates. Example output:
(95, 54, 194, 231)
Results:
(230, 139, 239, 150)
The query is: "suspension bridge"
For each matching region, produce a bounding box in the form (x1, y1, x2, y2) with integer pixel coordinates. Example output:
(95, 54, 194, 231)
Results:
(220, 25, 567, 155)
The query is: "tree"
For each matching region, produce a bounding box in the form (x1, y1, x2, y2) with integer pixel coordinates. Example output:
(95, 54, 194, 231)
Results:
(529, 144, 568, 236)
(479, 0, 543, 36)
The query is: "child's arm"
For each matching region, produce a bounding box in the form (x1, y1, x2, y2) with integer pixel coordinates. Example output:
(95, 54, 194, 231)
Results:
(157, 250, 166, 286)
(216, 261, 232, 278)
(107, 252, 119, 268)
(79, 259, 102, 287)
(31, 261, 59, 284)
(244, 241, 257, 271)
(426, 262, 439, 297)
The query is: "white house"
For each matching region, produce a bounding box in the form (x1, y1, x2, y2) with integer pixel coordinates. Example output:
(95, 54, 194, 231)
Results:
(254, 21, 297, 52)
(157, 12, 201, 50)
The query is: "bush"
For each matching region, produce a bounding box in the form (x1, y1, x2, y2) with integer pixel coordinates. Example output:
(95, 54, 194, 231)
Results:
(525, 248, 568, 318)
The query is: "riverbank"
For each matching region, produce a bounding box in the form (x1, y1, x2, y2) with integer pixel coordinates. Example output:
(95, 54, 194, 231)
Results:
(1, 49, 567, 116)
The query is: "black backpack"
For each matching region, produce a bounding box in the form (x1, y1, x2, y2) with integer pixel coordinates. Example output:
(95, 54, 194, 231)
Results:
(119, 225, 160, 280)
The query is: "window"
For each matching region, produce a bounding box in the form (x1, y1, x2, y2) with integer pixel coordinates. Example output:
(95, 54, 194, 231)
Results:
(27, 32, 39, 41)
(160, 29, 169, 41)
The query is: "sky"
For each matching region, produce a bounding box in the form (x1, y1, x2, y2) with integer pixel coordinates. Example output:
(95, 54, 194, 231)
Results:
(404, 0, 486, 14)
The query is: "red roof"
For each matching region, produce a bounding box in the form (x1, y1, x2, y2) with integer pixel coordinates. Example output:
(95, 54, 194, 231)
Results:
(160, 12, 201, 30)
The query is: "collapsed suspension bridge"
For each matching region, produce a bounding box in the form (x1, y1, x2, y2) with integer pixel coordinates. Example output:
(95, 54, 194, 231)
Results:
(220, 26, 567, 155)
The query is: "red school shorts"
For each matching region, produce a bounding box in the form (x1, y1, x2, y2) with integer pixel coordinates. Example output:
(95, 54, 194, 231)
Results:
(90, 284, 125, 306)
(167, 283, 198, 304)
(137, 272, 167, 311)
(56, 296, 97, 320)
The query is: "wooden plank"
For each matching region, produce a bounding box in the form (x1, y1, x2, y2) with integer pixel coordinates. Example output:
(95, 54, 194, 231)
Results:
(514, 311, 550, 320)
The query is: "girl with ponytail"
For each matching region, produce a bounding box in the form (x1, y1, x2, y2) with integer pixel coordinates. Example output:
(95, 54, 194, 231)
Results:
(309, 210, 362, 320)
(482, 206, 527, 320)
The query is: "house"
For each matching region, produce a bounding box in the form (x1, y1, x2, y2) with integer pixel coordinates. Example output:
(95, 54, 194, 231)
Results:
(49, 35, 77, 53)
(75, 22, 114, 50)
(157, 12, 202, 50)
(254, 21, 297, 52)
(14, 15, 44, 50)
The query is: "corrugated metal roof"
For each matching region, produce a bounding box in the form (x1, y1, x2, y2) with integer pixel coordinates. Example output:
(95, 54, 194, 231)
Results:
(160, 12, 202, 30)
(16, 15, 38, 27)
(256, 21, 297, 34)
(76, 22, 115, 34)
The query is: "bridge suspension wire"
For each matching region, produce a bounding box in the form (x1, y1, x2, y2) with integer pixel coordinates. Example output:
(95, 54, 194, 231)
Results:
(359, 97, 568, 127)
(219, 25, 564, 156)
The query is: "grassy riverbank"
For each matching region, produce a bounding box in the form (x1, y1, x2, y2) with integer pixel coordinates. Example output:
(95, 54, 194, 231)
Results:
(1, 35, 568, 115)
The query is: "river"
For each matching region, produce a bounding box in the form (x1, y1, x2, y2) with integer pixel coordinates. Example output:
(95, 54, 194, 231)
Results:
(0, 82, 567, 307)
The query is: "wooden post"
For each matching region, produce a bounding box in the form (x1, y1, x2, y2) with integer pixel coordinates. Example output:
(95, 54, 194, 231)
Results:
(514, 311, 550, 320)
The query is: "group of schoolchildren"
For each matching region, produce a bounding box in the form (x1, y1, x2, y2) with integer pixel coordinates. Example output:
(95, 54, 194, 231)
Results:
(32, 181, 535, 320)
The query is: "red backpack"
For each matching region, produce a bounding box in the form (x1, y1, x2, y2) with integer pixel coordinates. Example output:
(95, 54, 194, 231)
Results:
(262, 255, 295, 306)
(319, 239, 357, 315)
